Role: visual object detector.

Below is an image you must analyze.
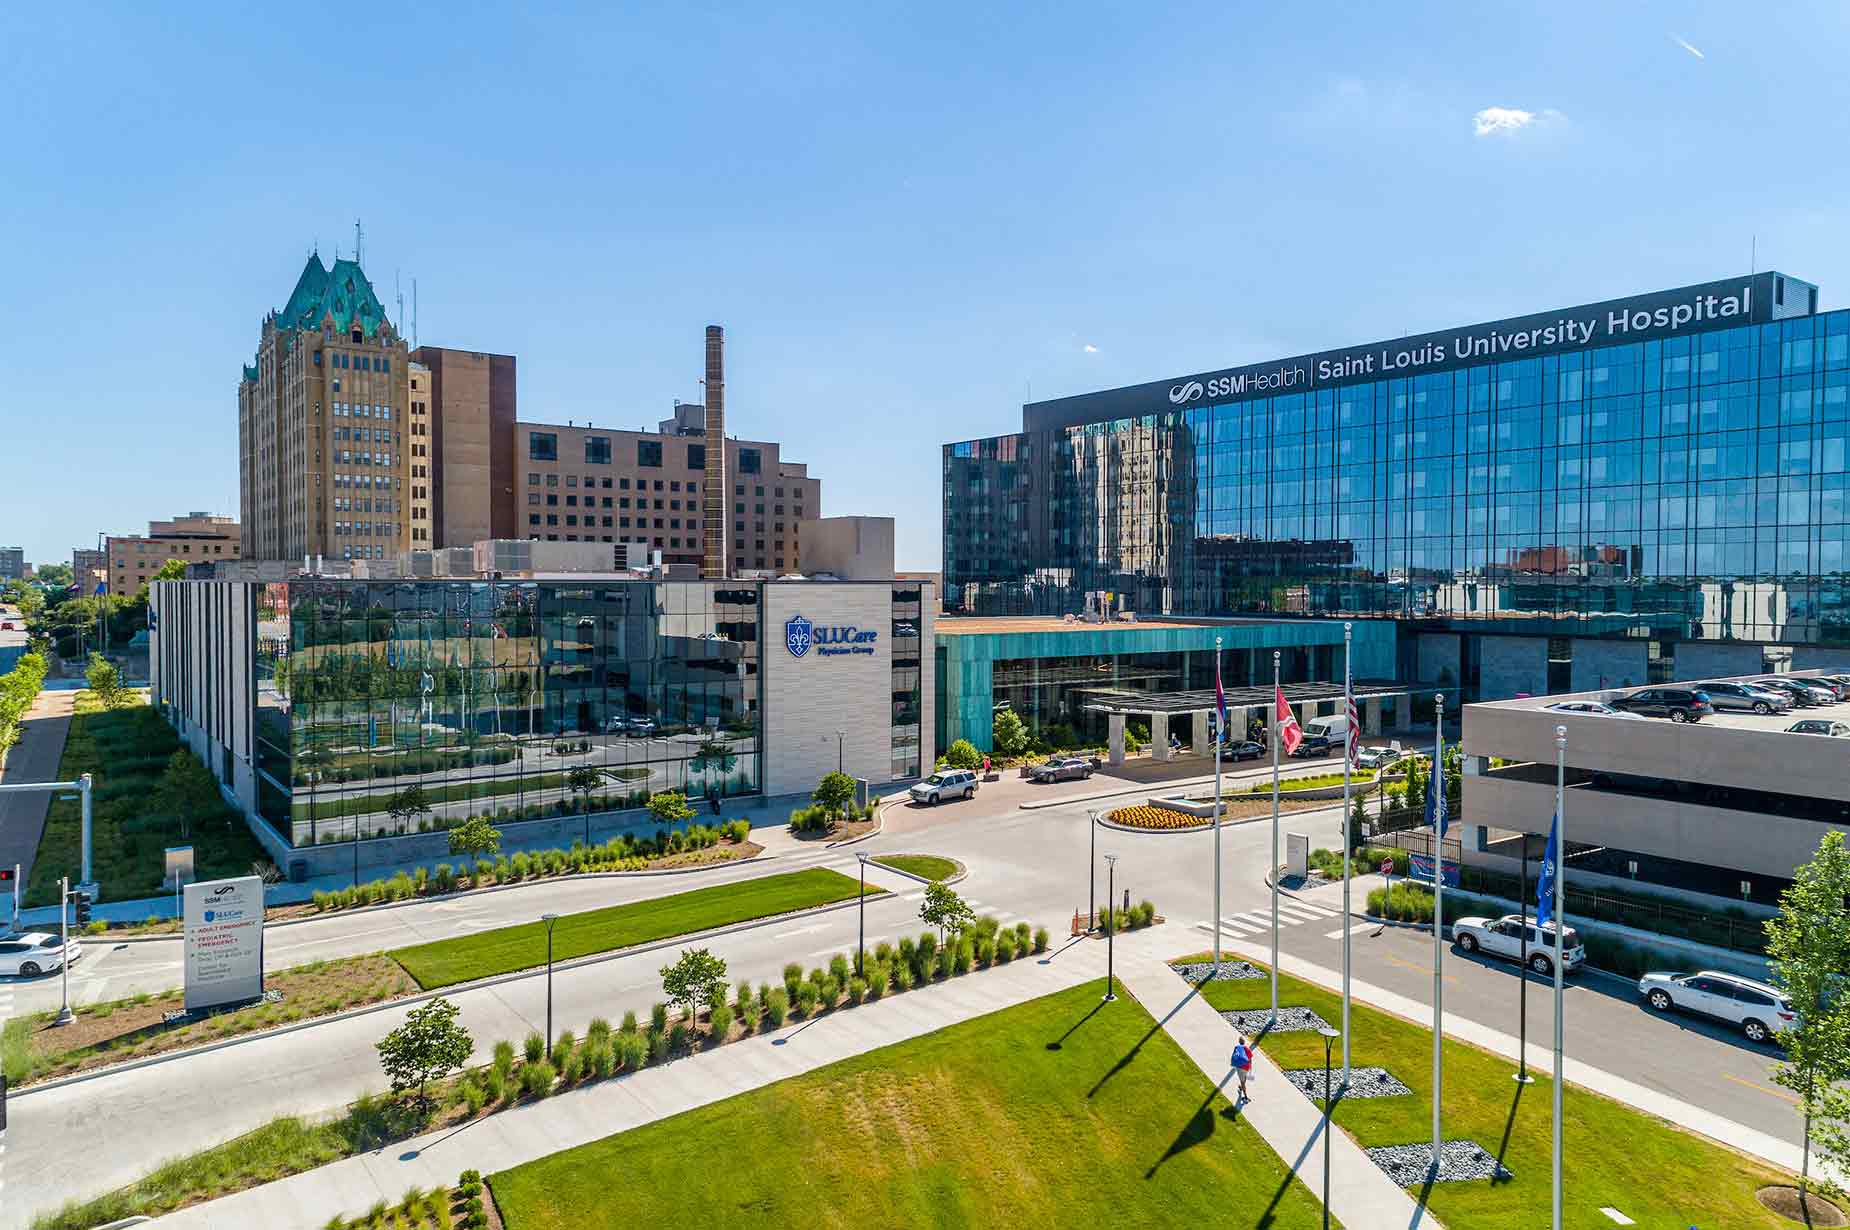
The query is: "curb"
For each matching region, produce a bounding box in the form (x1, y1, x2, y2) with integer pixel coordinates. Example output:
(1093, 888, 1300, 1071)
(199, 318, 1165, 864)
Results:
(8, 884, 889, 1100)
(815, 804, 889, 850)
(865, 856, 968, 888)
(82, 849, 783, 944)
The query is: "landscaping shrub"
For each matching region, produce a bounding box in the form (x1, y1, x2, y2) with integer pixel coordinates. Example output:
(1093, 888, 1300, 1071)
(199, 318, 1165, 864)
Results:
(522, 1031, 545, 1065)
(972, 931, 995, 965)
(916, 931, 938, 974)
(1013, 922, 1032, 951)
(587, 1040, 615, 1079)
(941, 738, 982, 770)
(897, 936, 917, 972)
(559, 1049, 585, 1085)
(1134, 900, 1156, 928)
(874, 940, 894, 965)
(521, 1060, 556, 1098)
(617, 1032, 647, 1071)
(458, 1078, 487, 1116)
(765, 987, 790, 1027)
(482, 1068, 506, 1104)
(935, 945, 954, 980)
(1033, 925, 1050, 953)
(994, 930, 1016, 963)
(847, 976, 868, 1005)
(668, 1023, 690, 1054)
(550, 1030, 575, 1067)
(586, 1017, 612, 1048)
(829, 953, 851, 982)
(650, 1002, 669, 1034)
(1367, 881, 1435, 923)
(794, 981, 820, 1018)
(708, 1001, 734, 1040)
(783, 962, 803, 999)
(893, 960, 915, 991)
(865, 964, 888, 1000)
(619, 1010, 639, 1035)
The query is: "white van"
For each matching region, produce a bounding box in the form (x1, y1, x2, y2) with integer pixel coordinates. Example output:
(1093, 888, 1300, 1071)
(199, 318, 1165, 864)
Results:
(1301, 714, 1351, 743)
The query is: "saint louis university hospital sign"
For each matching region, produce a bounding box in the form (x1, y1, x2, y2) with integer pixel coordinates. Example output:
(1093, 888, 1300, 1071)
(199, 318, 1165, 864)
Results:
(1024, 273, 1806, 432)
(785, 613, 879, 659)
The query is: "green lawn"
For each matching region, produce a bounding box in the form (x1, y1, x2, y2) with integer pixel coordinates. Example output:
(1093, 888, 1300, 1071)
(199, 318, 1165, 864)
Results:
(392, 868, 877, 988)
(871, 853, 959, 881)
(489, 981, 1332, 1229)
(1179, 953, 1795, 1229)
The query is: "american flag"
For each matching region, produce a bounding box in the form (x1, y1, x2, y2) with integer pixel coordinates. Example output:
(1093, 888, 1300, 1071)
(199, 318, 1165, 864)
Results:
(1345, 692, 1360, 765)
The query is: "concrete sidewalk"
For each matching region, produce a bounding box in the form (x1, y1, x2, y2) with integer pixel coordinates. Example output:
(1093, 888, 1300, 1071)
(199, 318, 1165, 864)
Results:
(145, 933, 1114, 1230)
(1219, 933, 1842, 1191)
(0, 688, 74, 907)
(1115, 956, 1438, 1230)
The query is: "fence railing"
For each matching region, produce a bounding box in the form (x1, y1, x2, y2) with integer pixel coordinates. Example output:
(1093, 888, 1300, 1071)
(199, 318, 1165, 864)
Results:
(1364, 829, 1768, 955)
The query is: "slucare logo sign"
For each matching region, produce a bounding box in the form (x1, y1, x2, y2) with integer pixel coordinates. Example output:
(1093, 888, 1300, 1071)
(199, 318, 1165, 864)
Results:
(786, 612, 878, 659)
(1140, 278, 1773, 412)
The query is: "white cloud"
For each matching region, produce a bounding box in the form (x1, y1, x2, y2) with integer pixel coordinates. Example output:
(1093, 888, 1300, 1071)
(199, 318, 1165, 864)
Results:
(1671, 34, 1705, 60)
(1472, 106, 1565, 137)
(1083, 344, 1099, 354)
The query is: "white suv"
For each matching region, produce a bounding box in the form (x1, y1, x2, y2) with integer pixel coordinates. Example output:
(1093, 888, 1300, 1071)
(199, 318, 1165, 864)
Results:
(1451, 914, 1585, 976)
(909, 769, 979, 805)
(1637, 970, 1795, 1043)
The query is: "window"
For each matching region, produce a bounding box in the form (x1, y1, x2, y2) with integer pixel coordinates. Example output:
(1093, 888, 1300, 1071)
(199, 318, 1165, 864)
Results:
(619, 477, 630, 489)
(670, 481, 681, 492)
(566, 475, 577, 488)
(528, 493, 541, 506)
(529, 432, 558, 461)
(639, 440, 663, 467)
(586, 436, 611, 465)
(528, 473, 540, 486)
(739, 448, 762, 474)
(688, 443, 706, 470)
(546, 474, 559, 488)
(529, 514, 541, 526)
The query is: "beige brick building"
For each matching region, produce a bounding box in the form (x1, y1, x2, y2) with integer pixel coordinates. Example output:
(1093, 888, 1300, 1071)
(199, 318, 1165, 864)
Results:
(239, 254, 411, 562)
(516, 406, 820, 574)
(107, 513, 241, 592)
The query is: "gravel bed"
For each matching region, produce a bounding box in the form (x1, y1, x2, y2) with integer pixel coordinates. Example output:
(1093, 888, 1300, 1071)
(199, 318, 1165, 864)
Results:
(1220, 1006, 1332, 1034)
(1173, 960, 1266, 983)
(1366, 1140, 1512, 1186)
(1284, 1066, 1412, 1101)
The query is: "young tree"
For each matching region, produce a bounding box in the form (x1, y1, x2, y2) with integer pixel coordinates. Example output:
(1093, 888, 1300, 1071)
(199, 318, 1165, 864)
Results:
(690, 737, 737, 797)
(920, 881, 975, 944)
(1347, 791, 1369, 853)
(660, 947, 729, 1032)
(812, 770, 857, 820)
(565, 765, 602, 811)
(647, 790, 696, 824)
(86, 652, 125, 709)
(155, 748, 220, 839)
(1767, 830, 1850, 1199)
(447, 816, 502, 861)
(376, 997, 473, 1112)
(34, 563, 73, 589)
(991, 708, 1030, 758)
(385, 784, 434, 830)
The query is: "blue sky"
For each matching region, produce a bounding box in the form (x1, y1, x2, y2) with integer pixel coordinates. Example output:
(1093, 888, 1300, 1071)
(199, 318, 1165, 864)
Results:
(5, 2, 1850, 570)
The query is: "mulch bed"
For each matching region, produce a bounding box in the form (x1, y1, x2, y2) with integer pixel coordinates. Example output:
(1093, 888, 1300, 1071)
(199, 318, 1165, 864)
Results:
(1283, 1065, 1412, 1102)
(1220, 1006, 1333, 1035)
(1366, 1140, 1512, 1185)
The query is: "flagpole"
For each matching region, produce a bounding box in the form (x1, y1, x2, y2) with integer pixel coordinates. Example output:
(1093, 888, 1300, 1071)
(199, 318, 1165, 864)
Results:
(1341, 622, 1352, 1086)
(1212, 634, 1224, 974)
(1431, 691, 1445, 1172)
(1552, 723, 1567, 1230)
(1270, 649, 1280, 1025)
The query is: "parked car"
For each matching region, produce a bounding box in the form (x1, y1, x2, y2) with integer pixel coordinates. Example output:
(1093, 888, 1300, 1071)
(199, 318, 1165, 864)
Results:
(1609, 688, 1714, 722)
(1542, 701, 1646, 720)
(1451, 914, 1585, 976)
(1757, 678, 1833, 707)
(909, 769, 979, 805)
(1786, 719, 1850, 737)
(1218, 740, 1265, 763)
(1637, 970, 1795, 1043)
(0, 932, 81, 978)
(1029, 756, 1095, 783)
(1694, 681, 1791, 715)
(1354, 745, 1403, 769)
(1801, 676, 1850, 701)
(1289, 733, 1334, 758)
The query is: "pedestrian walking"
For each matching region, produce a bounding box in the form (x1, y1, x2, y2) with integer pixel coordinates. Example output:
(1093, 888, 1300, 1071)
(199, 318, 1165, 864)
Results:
(982, 755, 991, 777)
(1232, 1034, 1258, 1102)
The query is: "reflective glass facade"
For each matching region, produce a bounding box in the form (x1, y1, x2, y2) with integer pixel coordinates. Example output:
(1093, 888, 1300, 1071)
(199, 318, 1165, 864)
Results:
(946, 297, 1850, 677)
(255, 579, 762, 846)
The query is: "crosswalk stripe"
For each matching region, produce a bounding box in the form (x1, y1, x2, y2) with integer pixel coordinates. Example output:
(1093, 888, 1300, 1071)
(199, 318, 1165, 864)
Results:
(1282, 899, 1338, 917)
(1276, 904, 1330, 921)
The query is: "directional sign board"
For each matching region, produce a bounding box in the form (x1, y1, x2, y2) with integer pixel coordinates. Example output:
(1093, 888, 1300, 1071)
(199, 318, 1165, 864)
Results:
(183, 875, 264, 1012)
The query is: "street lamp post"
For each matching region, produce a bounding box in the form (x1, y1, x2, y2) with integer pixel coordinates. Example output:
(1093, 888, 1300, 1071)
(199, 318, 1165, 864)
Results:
(1088, 808, 1101, 930)
(1317, 1026, 1341, 1230)
(54, 876, 74, 1026)
(542, 912, 560, 1045)
(1102, 854, 1118, 1002)
(856, 852, 869, 976)
(834, 729, 845, 774)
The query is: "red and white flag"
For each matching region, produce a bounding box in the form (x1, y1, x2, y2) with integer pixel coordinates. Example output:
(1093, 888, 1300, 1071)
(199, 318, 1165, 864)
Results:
(1275, 687, 1303, 755)
(1345, 693, 1360, 765)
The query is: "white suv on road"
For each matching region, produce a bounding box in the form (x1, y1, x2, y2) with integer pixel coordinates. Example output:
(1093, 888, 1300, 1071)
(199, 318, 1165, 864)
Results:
(1637, 970, 1795, 1043)
(909, 769, 979, 805)
(1451, 913, 1585, 976)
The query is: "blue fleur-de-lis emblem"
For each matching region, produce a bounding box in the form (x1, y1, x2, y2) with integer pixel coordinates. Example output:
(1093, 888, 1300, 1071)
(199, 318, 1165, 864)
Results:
(786, 614, 813, 658)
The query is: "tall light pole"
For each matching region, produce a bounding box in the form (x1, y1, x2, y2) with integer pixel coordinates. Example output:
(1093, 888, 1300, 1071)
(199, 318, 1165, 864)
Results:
(542, 912, 560, 1044)
(1212, 634, 1224, 973)
(54, 877, 74, 1026)
(834, 729, 845, 774)
(1269, 650, 1281, 1024)
(1430, 692, 1446, 1172)
(1088, 808, 1101, 930)
(1551, 725, 1567, 1230)
(1340, 622, 1353, 1086)
(855, 852, 869, 976)
(1318, 1025, 1341, 1230)
(1102, 853, 1118, 1002)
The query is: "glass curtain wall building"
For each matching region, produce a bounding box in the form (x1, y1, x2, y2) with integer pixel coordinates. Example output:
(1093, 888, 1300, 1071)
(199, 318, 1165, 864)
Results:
(255, 579, 762, 847)
(945, 273, 1850, 696)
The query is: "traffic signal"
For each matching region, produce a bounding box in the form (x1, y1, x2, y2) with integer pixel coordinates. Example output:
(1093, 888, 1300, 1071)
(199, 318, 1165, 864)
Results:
(0, 867, 13, 884)
(72, 891, 92, 926)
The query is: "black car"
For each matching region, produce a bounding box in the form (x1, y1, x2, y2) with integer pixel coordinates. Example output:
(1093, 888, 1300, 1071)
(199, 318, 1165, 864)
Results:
(1218, 740, 1264, 763)
(1289, 733, 1335, 758)
(1609, 687, 1714, 723)
(1757, 678, 1831, 708)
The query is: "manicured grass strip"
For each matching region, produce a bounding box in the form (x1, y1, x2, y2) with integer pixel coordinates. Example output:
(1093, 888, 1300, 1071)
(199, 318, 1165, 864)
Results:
(870, 853, 959, 881)
(392, 869, 878, 989)
(1174, 952, 1794, 1230)
(488, 981, 1331, 1229)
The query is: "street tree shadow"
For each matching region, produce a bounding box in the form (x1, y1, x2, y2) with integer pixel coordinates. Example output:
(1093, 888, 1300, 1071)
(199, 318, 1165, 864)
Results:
(1088, 982, 1199, 1099)
(1046, 998, 1105, 1051)
(1145, 1070, 1238, 1179)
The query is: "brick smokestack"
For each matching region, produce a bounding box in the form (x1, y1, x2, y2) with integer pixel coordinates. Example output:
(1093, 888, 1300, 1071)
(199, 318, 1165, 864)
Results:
(701, 325, 727, 578)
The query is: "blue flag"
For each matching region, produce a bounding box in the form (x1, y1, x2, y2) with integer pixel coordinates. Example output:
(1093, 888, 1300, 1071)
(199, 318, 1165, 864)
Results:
(1536, 811, 1560, 928)
(1425, 759, 1448, 838)
(93, 581, 106, 597)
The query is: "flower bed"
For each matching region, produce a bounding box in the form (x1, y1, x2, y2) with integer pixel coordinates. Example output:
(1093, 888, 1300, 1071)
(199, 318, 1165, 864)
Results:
(1106, 804, 1204, 831)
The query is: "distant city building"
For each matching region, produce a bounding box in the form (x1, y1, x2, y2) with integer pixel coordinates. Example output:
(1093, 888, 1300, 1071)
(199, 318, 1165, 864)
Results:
(0, 547, 23, 581)
(107, 513, 241, 593)
(798, 516, 894, 580)
(409, 346, 519, 548)
(71, 547, 106, 587)
(516, 417, 819, 574)
(240, 254, 411, 563)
